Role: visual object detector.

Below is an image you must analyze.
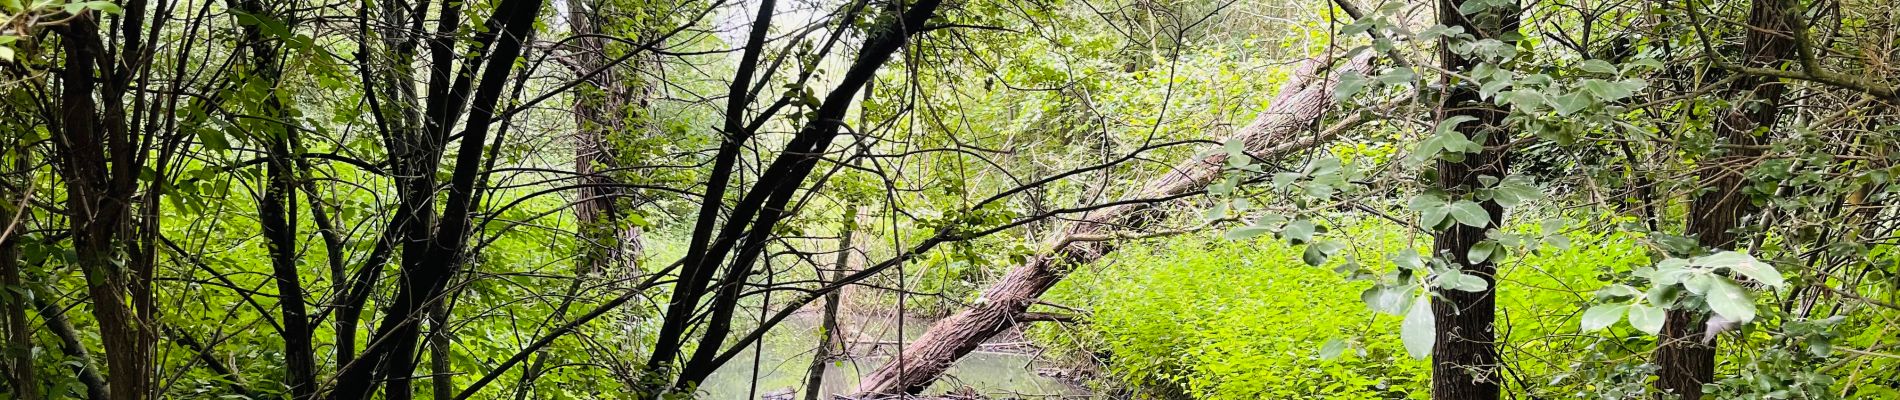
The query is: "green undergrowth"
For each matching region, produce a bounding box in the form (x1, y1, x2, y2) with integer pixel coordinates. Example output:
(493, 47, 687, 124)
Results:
(1035, 218, 1653, 399)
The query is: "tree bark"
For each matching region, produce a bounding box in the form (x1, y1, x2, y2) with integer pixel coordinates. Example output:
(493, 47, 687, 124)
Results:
(566, 0, 647, 276)
(1426, 0, 1518, 397)
(52, 11, 155, 400)
(1652, 0, 1796, 397)
(853, 54, 1372, 395)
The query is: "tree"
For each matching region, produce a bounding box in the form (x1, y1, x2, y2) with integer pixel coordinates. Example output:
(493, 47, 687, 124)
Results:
(1652, 0, 1797, 397)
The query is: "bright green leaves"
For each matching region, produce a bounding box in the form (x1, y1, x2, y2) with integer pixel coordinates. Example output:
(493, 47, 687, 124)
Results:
(1401, 293, 1435, 359)
(1318, 338, 1349, 360)
(1580, 303, 1628, 331)
(1627, 304, 1665, 335)
(1587, 250, 1786, 335)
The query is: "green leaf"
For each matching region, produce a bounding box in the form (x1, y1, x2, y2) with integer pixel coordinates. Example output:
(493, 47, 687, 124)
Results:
(1467, 241, 1499, 264)
(1303, 240, 1344, 266)
(1363, 285, 1410, 315)
(1422, 206, 1450, 229)
(1335, 71, 1369, 102)
(1594, 284, 1642, 299)
(1695, 251, 1785, 287)
(1551, 92, 1592, 116)
(1581, 79, 1634, 101)
(1628, 303, 1665, 335)
(1449, 274, 1488, 292)
(1319, 338, 1348, 360)
(1223, 226, 1272, 241)
(1807, 335, 1833, 357)
(1705, 276, 1756, 324)
(198, 128, 230, 151)
(1389, 248, 1426, 270)
(1580, 303, 1628, 331)
(1402, 294, 1435, 359)
(1490, 176, 1543, 207)
(1449, 200, 1490, 227)
(1436, 115, 1479, 136)
(1283, 219, 1316, 244)
(1377, 67, 1417, 85)
(1579, 59, 1617, 74)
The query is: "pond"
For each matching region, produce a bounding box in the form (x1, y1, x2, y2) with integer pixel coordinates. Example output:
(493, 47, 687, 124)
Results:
(698, 312, 1084, 399)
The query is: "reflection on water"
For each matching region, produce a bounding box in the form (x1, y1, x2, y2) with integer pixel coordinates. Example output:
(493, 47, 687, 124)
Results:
(698, 313, 1081, 399)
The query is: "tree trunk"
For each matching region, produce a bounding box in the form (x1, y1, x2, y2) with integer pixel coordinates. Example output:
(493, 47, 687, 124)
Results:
(1652, 0, 1796, 397)
(431, 301, 455, 400)
(1426, 0, 1518, 397)
(801, 204, 858, 400)
(52, 11, 155, 400)
(853, 54, 1372, 395)
(567, 0, 647, 276)
(1, 227, 34, 399)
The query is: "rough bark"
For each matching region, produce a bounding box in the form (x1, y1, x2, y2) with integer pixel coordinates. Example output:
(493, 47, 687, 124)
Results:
(1652, 0, 1796, 397)
(853, 54, 1372, 395)
(52, 11, 156, 400)
(1427, 0, 1518, 397)
(566, 0, 647, 276)
(431, 301, 454, 400)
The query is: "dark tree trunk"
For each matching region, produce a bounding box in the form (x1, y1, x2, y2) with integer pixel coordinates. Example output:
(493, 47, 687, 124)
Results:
(52, 11, 156, 400)
(327, 0, 549, 396)
(648, 0, 944, 391)
(1427, 0, 1518, 398)
(1652, 0, 1796, 397)
(1, 228, 34, 399)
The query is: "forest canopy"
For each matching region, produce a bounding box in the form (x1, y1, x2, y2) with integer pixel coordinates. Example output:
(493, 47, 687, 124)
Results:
(0, 0, 1896, 398)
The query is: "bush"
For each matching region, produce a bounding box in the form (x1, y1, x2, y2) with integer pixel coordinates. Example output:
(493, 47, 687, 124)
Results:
(1039, 218, 1656, 399)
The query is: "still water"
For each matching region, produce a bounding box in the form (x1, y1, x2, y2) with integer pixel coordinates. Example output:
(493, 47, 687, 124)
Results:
(697, 313, 1082, 399)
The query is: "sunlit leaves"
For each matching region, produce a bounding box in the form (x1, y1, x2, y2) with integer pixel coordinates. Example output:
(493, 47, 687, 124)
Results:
(1580, 303, 1628, 331)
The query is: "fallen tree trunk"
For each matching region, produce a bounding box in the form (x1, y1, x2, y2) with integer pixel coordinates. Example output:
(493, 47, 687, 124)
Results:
(853, 53, 1374, 395)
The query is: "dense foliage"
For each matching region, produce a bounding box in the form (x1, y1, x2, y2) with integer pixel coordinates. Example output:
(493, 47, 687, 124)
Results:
(0, 0, 1896, 398)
